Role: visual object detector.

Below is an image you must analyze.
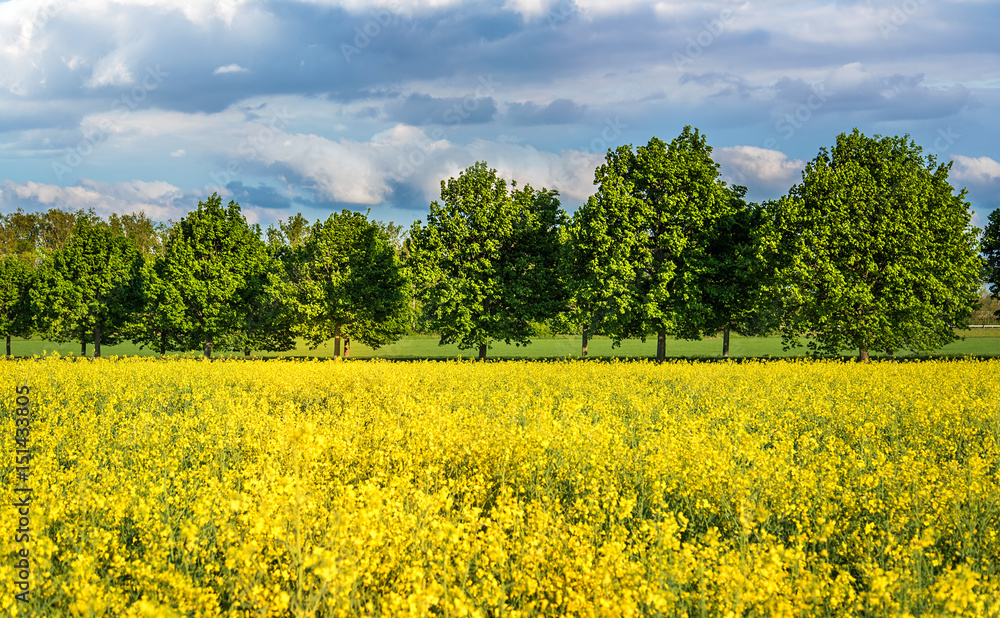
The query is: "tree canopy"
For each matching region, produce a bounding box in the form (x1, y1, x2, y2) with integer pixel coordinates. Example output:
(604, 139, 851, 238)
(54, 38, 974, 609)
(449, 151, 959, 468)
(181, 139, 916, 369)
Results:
(150, 193, 273, 358)
(30, 218, 142, 357)
(701, 198, 777, 356)
(981, 208, 1000, 319)
(0, 127, 991, 360)
(408, 161, 565, 360)
(768, 129, 982, 360)
(288, 210, 410, 356)
(568, 127, 746, 362)
(0, 255, 33, 356)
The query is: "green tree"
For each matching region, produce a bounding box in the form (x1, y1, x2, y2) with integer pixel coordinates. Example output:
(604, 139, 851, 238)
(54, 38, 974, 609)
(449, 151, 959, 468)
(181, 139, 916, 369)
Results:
(702, 198, 779, 357)
(37, 208, 99, 255)
(769, 129, 982, 360)
(982, 208, 1000, 319)
(0, 209, 43, 261)
(266, 213, 313, 251)
(107, 211, 168, 255)
(408, 162, 566, 360)
(228, 255, 297, 357)
(562, 204, 612, 357)
(130, 249, 194, 356)
(289, 210, 410, 357)
(152, 193, 272, 358)
(570, 128, 743, 362)
(112, 214, 180, 353)
(379, 221, 408, 253)
(1, 208, 104, 262)
(0, 256, 33, 356)
(30, 218, 142, 357)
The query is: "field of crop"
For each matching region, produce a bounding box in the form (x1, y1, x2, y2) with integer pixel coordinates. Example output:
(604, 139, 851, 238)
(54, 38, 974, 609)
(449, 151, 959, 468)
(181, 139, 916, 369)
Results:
(3, 357, 1000, 616)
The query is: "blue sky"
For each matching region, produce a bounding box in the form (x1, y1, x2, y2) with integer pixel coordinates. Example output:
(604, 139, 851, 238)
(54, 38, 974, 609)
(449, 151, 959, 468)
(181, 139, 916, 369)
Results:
(1, 0, 998, 230)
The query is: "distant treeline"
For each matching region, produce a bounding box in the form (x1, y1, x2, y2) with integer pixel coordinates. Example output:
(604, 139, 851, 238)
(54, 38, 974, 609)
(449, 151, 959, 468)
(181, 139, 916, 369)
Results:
(3, 127, 1000, 361)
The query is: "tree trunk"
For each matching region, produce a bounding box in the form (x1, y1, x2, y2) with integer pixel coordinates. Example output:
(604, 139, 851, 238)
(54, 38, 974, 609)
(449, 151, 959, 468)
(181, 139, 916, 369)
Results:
(344, 336, 350, 358)
(5, 333, 10, 357)
(244, 348, 250, 357)
(581, 324, 589, 358)
(858, 348, 869, 362)
(656, 329, 666, 364)
(81, 340, 87, 357)
(94, 323, 102, 358)
(334, 323, 341, 357)
(204, 335, 213, 359)
(159, 331, 167, 356)
(722, 323, 731, 358)
(478, 344, 487, 361)
(887, 349, 894, 357)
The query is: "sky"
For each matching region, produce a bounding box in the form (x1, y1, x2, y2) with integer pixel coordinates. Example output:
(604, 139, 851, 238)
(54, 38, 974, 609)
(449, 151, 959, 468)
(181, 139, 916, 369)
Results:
(0, 0, 998, 230)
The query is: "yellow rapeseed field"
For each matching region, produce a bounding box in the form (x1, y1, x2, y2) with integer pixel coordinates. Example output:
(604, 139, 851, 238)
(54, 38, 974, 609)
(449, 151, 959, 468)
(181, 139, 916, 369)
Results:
(2, 357, 1000, 617)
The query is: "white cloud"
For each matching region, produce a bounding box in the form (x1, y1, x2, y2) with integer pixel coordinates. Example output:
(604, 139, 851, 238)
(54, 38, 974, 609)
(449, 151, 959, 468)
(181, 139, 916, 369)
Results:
(300, 0, 661, 18)
(232, 123, 602, 208)
(714, 145, 805, 190)
(0, 179, 191, 222)
(501, 0, 551, 18)
(950, 155, 1000, 216)
(0, 0, 997, 225)
(42, 0, 247, 26)
(214, 64, 248, 75)
(86, 55, 134, 88)
(951, 155, 1000, 183)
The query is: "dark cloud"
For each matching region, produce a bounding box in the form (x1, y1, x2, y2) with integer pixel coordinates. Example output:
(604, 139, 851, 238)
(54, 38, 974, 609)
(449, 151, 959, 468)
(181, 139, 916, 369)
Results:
(772, 73, 971, 121)
(384, 93, 498, 125)
(225, 181, 294, 211)
(1, 0, 998, 226)
(383, 179, 434, 213)
(679, 72, 757, 100)
(505, 99, 586, 125)
(223, 180, 387, 222)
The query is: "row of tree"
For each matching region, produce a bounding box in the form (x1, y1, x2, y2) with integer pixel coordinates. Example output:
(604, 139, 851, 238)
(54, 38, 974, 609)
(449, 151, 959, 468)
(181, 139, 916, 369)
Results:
(2, 127, 998, 361)
(408, 128, 992, 361)
(0, 199, 410, 358)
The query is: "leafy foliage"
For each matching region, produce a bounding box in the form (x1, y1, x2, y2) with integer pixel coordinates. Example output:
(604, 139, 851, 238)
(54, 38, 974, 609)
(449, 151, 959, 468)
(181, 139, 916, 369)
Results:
(0, 255, 33, 354)
(0, 129, 992, 358)
(768, 129, 982, 358)
(148, 193, 274, 358)
(568, 127, 745, 361)
(981, 208, 1000, 318)
(408, 162, 566, 358)
(30, 218, 142, 356)
(288, 210, 410, 354)
(106, 211, 169, 256)
(705, 201, 781, 337)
